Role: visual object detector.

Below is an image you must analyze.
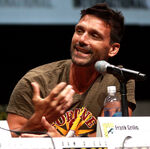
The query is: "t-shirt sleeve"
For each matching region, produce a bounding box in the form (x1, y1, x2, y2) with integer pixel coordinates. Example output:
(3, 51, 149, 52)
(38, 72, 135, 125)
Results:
(126, 79, 136, 111)
(6, 76, 34, 119)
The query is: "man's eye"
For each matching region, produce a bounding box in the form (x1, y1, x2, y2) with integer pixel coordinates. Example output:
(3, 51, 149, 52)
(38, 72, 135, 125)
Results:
(91, 33, 103, 40)
(92, 33, 99, 39)
(76, 28, 83, 34)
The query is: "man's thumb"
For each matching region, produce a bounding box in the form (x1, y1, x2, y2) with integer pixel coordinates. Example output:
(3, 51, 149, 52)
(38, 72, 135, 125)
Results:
(41, 116, 50, 130)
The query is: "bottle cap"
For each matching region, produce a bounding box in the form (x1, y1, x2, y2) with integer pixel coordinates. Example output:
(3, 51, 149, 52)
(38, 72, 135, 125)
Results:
(107, 86, 116, 94)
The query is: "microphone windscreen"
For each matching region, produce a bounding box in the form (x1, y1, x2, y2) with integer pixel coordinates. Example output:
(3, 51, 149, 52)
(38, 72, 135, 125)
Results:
(95, 60, 109, 73)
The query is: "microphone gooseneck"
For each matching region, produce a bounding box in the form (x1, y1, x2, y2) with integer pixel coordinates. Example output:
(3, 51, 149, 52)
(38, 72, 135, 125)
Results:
(95, 60, 146, 81)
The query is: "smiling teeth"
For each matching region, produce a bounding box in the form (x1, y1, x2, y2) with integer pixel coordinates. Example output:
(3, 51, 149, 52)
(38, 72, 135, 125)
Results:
(76, 47, 88, 54)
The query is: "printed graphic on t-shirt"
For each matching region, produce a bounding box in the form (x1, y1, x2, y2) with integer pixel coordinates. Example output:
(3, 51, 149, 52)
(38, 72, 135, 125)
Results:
(52, 107, 97, 136)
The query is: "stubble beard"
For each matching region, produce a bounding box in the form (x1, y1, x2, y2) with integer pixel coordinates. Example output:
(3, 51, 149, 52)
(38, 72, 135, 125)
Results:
(70, 49, 96, 67)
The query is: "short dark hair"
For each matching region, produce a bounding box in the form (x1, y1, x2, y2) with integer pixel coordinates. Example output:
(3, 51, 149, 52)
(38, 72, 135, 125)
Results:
(80, 3, 124, 44)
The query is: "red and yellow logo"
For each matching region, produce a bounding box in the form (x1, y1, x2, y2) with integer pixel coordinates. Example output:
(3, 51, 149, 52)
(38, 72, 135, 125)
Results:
(52, 107, 97, 136)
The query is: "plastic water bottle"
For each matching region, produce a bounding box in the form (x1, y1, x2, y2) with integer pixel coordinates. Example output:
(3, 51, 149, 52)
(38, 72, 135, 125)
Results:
(104, 86, 122, 117)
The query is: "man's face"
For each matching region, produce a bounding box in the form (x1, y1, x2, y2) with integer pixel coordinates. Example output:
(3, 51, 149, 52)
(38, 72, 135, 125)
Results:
(70, 14, 112, 66)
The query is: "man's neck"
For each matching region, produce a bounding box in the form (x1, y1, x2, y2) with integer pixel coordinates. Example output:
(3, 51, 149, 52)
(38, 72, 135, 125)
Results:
(69, 63, 99, 94)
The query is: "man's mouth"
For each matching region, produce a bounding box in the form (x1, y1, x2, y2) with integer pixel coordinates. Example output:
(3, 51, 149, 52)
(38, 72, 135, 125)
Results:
(74, 45, 92, 54)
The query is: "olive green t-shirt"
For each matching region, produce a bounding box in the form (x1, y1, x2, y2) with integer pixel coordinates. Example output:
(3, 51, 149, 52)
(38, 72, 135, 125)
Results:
(7, 59, 136, 136)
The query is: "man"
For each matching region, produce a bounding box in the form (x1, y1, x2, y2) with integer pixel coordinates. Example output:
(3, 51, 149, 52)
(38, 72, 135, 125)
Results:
(7, 3, 136, 137)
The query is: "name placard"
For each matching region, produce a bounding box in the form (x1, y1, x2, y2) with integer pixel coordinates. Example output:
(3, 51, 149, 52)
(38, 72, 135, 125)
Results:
(96, 117, 150, 138)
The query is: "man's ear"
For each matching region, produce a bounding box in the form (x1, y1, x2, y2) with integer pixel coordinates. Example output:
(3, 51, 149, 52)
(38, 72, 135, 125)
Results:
(108, 43, 120, 57)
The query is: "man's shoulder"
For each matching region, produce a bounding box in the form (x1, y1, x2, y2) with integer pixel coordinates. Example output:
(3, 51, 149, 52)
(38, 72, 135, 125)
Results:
(30, 59, 71, 72)
(24, 59, 71, 78)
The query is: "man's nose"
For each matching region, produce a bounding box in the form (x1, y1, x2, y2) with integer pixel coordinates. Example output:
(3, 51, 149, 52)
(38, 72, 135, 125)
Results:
(79, 32, 89, 45)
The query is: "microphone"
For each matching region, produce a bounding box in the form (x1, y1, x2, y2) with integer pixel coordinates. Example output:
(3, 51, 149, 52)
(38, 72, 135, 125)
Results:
(95, 60, 147, 81)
